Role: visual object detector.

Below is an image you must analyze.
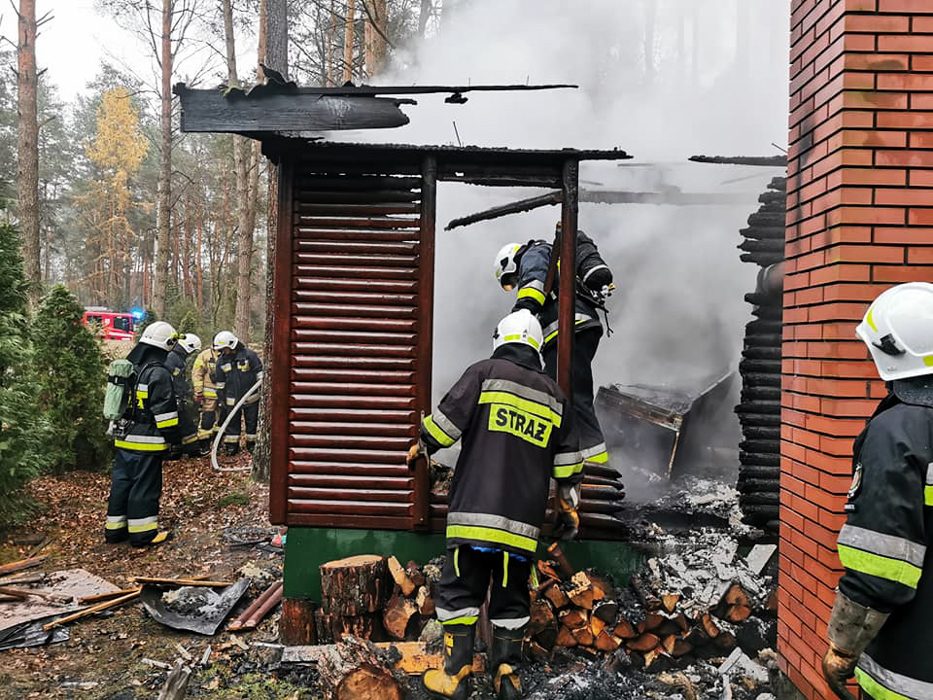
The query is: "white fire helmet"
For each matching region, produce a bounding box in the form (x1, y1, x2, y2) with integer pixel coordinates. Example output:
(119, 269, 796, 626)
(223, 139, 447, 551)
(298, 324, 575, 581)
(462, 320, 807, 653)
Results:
(213, 330, 239, 352)
(139, 321, 178, 352)
(856, 282, 933, 381)
(492, 309, 543, 355)
(493, 242, 522, 287)
(177, 333, 202, 355)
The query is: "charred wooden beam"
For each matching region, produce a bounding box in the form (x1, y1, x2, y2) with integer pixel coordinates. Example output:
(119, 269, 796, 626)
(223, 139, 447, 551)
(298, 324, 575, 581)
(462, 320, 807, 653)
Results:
(689, 154, 788, 167)
(176, 89, 411, 133)
(580, 189, 755, 206)
(445, 190, 562, 231)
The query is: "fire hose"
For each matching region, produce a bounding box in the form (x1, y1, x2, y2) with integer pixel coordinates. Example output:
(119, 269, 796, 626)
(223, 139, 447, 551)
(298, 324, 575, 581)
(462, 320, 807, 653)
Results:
(210, 379, 262, 473)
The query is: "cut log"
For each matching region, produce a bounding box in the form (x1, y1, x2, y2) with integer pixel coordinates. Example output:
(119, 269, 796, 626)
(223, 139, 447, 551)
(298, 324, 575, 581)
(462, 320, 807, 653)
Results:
(544, 585, 570, 610)
(594, 630, 621, 651)
(592, 601, 619, 625)
(627, 633, 660, 653)
(387, 557, 416, 597)
(670, 638, 694, 658)
(315, 609, 382, 643)
(643, 612, 665, 631)
(337, 665, 403, 700)
(534, 622, 558, 651)
(712, 631, 737, 651)
(372, 641, 484, 675)
(304, 637, 404, 700)
(613, 619, 637, 639)
(726, 604, 752, 624)
(567, 572, 594, 610)
(587, 572, 614, 601)
(720, 582, 750, 609)
(661, 594, 680, 613)
(556, 624, 578, 647)
(700, 614, 721, 639)
(558, 609, 588, 630)
(546, 542, 575, 579)
(684, 626, 710, 648)
(528, 598, 555, 636)
(537, 560, 561, 582)
(383, 594, 418, 641)
(527, 640, 550, 660)
(571, 626, 595, 647)
(661, 634, 678, 655)
(321, 555, 389, 617)
(643, 647, 664, 669)
(415, 586, 435, 617)
(590, 615, 606, 637)
(404, 561, 425, 588)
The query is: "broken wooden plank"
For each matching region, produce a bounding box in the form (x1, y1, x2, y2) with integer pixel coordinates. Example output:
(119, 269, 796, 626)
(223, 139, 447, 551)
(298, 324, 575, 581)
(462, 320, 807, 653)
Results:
(79, 587, 142, 604)
(383, 594, 418, 640)
(387, 557, 416, 597)
(157, 659, 192, 700)
(544, 585, 570, 610)
(43, 589, 140, 630)
(0, 556, 47, 577)
(133, 577, 233, 587)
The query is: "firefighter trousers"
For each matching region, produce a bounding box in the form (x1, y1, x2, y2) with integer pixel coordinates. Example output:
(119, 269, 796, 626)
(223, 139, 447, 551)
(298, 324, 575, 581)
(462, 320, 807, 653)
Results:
(224, 400, 259, 447)
(434, 545, 532, 630)
(543, 326, 608, 463)
(198, 395, 224, 441)
(105, 449, 163, 546)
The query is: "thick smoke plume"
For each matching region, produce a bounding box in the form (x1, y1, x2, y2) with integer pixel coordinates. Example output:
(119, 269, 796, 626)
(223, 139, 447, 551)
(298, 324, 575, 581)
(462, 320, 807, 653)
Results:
(341, 0, 791, 486)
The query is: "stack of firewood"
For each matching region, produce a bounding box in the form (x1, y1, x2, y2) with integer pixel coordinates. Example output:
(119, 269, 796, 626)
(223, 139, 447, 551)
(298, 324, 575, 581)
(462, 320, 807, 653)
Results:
(527, 560, 774, 669)
(315, 555, 436, 644)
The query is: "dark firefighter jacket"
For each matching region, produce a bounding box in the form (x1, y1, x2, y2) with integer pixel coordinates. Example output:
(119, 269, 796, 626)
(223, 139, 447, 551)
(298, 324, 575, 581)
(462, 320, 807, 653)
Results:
(512, 230, 613, 348)
(113, 344, 183, 453)
(212, 343, 263, 409)
(164, 344, 198, 445)
(837, 389, 933, 699)
(420, 344, 584, 557)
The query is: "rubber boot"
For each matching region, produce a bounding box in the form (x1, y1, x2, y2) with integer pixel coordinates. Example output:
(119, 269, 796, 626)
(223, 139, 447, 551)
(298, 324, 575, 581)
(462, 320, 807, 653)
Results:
(423, 624, 474, 700)
(131, 530, 173, 549)
(246, 440, 256, 454)
(225, 442, 240, 457)
(490, 626, 524, 700)
(198, 439, 212, 457)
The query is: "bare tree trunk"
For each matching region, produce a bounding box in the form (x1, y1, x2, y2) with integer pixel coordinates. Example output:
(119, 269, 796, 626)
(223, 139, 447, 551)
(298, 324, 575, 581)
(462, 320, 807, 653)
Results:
(225, 0, 255, 342)
(196, 198, 204, 315)
(326, 0, 337, 86)
(152, 0, 173, 319)
(16, 0, 40, 305)
(418, 0, 431, 37)
(254, 0, 287, 482)
(364, 3, 374, 79)
(364, 0, 387, 78)
(343, 0, 356, 83)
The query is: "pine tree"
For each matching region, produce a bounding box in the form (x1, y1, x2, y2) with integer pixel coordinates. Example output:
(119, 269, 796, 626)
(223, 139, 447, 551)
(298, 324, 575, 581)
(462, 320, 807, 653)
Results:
(32, 284, 110, 473)
(0, 220, 50, 523)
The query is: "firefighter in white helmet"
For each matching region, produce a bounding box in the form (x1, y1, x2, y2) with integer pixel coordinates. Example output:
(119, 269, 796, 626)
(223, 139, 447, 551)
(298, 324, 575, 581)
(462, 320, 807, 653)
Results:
(493, 224, 614, 466)
(105, 321, 182, 547)
(411, 309, 583, 700)
(164, 333, 201, 452)
(822, 282, 933, 699)
(211, 331, 263, 455)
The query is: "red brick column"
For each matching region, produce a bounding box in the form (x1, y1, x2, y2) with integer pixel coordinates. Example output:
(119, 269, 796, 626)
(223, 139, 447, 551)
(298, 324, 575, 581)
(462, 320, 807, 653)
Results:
(782, 2, 933, 698)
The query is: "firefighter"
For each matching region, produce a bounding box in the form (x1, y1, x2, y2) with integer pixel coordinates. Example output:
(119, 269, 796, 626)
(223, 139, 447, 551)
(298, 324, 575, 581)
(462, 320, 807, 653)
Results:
(409, 309, 583, 700)
(192, 335, 222, 456)
(105, 321, 182, 547)
(821, 282, 933, 700)
(494, 223, 613, 465)
(164, 333, 201, 452)
(211, 331, 263, 455)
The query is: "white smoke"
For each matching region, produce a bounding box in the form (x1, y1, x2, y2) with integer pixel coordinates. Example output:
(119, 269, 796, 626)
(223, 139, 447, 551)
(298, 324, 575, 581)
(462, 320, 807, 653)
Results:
(337, 1, 791, 469)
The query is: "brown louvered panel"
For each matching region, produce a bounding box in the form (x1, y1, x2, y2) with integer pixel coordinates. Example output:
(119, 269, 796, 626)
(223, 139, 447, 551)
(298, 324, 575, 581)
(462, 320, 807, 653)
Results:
(292, 382, 416, 397)
(295, 264, 417, 280)
(291, 394, 416, 410)
(290, 500, 413, 517)
(292, 329, 416, 345)
(291, 435, 411, 450)
(295, 228, 420, 241)
(285, 171, 425, 530)
(291, 420, 416, 437)
(294, 252, 418, 267)
(294, 343, 415, 359)
(291, 461, 412, 478)
(293, 290, 418, 307)
(294, 240, 418, 255)
(288, 488, 412, 503)
(295, 217, 419, 230)
(292, 303, 417, 320)
(293, 278, 418, 294)
(292, 369, 416, 384)
(289, 473, 413, 489)
(290, 408, 415, 423)
(292, 317, 417, 334)
(295, 203, 421, 216)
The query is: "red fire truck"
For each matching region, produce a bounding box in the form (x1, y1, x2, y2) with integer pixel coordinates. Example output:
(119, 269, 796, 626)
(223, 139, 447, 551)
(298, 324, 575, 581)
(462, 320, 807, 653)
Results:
(82, 307, 136, 341)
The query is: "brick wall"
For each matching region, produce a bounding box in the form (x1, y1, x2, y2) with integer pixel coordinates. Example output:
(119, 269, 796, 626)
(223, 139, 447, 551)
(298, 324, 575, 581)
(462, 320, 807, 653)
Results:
(782, 1, 933, 697)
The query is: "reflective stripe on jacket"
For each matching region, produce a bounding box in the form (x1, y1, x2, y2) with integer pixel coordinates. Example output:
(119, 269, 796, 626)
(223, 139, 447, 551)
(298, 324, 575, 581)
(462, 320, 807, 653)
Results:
(211, 344, 263, 406)
(421, 349, 583, 556)
(115, 355, 181, 453)
(837, 395, 933, 698)
(192, 348, 218, 398)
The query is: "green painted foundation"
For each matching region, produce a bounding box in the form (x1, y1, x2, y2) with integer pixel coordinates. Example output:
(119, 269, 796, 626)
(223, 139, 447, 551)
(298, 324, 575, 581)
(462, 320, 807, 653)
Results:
(283, 527, 645, 602)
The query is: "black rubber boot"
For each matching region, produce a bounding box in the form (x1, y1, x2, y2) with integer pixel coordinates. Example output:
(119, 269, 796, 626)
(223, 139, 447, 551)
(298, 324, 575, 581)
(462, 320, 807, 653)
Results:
(246, 440, 256, 454)
(423, 623, 474, 700)
(490, 626, 525, 700)
(197, 439, 212, 457)
(225, 442, 239, 457)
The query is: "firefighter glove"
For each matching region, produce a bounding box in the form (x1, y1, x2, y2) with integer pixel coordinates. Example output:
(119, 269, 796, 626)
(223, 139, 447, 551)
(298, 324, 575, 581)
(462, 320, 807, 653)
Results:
(584, 266, 612, 291)
(555, 509, 579, 541)
(822, 590, 889, 693)
(406, 442, 423, 468)
(822, 645, 858, 690)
